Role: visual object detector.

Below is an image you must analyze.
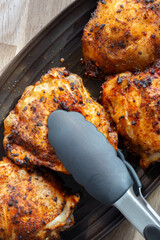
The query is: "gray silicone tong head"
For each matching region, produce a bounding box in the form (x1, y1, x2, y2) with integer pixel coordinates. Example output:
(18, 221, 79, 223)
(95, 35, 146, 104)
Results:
(48, 110, 160, 240)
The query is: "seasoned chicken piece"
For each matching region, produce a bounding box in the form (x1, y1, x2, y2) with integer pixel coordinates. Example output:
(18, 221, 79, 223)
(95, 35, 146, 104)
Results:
(3, 68, 118, 173)
(0, 157, 79, 240)
(101, 62, 160, 168)
(82, 0, 160, 78)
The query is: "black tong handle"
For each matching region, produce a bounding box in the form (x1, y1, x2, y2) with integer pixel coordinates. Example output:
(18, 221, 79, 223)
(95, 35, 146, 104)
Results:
(48, 110, 160, 239)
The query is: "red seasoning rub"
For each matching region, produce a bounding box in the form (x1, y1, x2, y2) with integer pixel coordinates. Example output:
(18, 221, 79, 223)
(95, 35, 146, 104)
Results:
(82, 0, 160, 78)
(101, 61, 160, 168)
(0, 157, 79, 240)
(3, 68, 118, 173)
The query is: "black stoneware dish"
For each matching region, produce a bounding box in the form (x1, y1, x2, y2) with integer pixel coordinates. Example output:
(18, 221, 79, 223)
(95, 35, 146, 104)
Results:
(0, 0, 159, 239)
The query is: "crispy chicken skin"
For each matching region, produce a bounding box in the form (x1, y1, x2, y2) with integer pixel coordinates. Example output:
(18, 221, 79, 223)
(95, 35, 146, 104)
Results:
(82, 0, 160, 78)
(0, 157, 79, 240)
(101, 62, 160, 168)
(3, 68, 118, 173)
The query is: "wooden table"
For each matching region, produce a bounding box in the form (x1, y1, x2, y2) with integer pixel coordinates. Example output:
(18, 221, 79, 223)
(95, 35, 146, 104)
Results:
(0, 0, 159, 239)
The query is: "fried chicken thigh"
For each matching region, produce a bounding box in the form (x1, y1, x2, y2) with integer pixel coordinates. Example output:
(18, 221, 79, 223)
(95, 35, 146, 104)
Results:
(101, 62, 160, 168)
(3, 68, 118, 173)
(82, 0, 160, 78)
(0, 157, 79, 240)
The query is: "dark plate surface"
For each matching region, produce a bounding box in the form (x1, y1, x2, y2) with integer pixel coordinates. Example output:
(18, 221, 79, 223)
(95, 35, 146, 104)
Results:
(0, 0, 159, 239)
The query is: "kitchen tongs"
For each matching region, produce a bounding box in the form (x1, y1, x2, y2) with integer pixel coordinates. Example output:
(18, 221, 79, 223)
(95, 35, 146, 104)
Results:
(48, 110, 160, 240)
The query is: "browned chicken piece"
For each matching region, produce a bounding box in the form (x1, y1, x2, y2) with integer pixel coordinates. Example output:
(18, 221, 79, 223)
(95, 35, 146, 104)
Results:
(101, 61, 160, 168)
(3, 67, 118, 173)
(0, 157, 79, 240)
(82, 0, 160, 78)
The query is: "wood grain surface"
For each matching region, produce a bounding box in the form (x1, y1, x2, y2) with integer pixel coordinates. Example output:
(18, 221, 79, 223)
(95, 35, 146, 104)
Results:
(0, 1, 159, 240)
